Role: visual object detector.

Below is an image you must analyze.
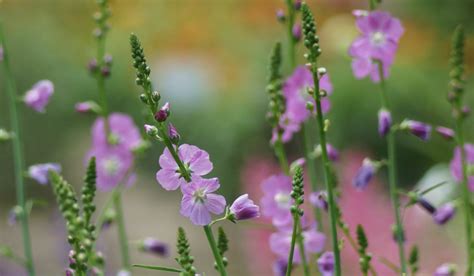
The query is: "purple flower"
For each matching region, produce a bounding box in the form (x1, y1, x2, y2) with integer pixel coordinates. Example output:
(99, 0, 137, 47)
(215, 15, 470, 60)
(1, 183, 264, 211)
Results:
(88, 146, 134, 191)
(433, 203, 456, 225)
(309, 191, 328, 211)
(91, 113, 143, 150)
(141, 238, 169, 257)
(450, 144, 474, 191)
(156, 144, 213, 191)
(349, 11, 404, 82)
(180, 178, 226, 225)
(65, 268, 75, 276)
(155, 102, 170, 122)
(292, 23, 302, 41)
(269, 221, 325, 263)
(279, 66, 333, 143)
(7, 206, 21, 226)
(326, 144, 339, 162)
(352, 158, 375, 190)
(378, 109, 392, 137)
(434, 263, 456, 276)
(168, 123, 180, 144)
(401, 120, 432, 141)
(272, 259, 287, 276)
(229, 194, 260, 221)
(435, 126, 455, 140)
(27, 163, 61, 185)
(23, 80, 54, 112)
(117, 270, 131, 276)
(294, 0, 302, 10)
(260, 174, 293, 228)
(317, 251, 335, 276)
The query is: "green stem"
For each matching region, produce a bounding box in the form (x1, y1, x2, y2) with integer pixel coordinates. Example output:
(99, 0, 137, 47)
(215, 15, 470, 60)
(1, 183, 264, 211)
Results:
(0, 23, 35, 276)
(274, 136, 290, 175)
(296, 219, 310, 276)
(203, 225, 227, 276)
(340, 226, 377, 276)
(285, 214, 299, 276)
(302, 123, 323, 229)
(455, 117, 474, 274)
(113, 190, 131, 270)
(377, 62, 407, 274)
(285, 0, 296, 70)
(310, 70, 341, 275)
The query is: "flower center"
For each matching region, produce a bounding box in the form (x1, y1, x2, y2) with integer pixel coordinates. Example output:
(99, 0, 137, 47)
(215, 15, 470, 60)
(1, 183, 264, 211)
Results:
(102, 157, 120, 176)
(274, 192, 291, 209)
(193, 188, 207, 203)
(371, 31, 386, 46)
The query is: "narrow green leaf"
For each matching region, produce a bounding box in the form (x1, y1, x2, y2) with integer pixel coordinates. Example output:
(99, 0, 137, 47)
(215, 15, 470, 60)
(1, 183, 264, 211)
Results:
(132, 264, 183, 273)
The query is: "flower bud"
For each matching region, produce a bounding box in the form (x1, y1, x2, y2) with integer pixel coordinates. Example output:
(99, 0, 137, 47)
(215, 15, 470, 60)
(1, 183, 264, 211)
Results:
(168, 123, 180, 144)
(433, 203, 456, 225)
(75, 101, 101, 114)
(352, 158, 376, 190)
(317, 252, 335, 276)
(101, 66, 111, 77)
(0, 129, 12, 142)
(228, 194, 260, 222)
(154, 102, 170, 122)
(144, 124, 158, 137)
(139, 94, 148, 104)
(88, 58, 99, 73)
(292, 23, 302, 42)
(309, 191, 328, 211)
(400, 119, 432, 141)
(140, 238, 169, 257)
(435, 126, 455, 140)
(151, 90, 161, 102)
(434, 263, 456, 276)
(378, 109, 391, 137)
(276, 9, 285, 22)
(294, 0, 302, 10)
(103, 54, 113, 65)
(417, 197, 436, 214)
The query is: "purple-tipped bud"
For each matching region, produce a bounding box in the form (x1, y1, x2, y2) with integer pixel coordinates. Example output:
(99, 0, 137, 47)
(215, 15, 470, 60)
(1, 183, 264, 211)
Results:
(101, 66, 111, 77)
(276, 9, 285, 22)
(462, 106, 471, 117)
(294, 0, 302, 10)
(378, 109, 392, 137)
(68, 250, 76, 265)
(401, 120, 432, 141)
(292, 23, 302, 41)
(141, 238, 169, 257)
(154, 102, 170, 122)
(27, 163, 61, 185)
(435, 126, 455, 140)
(290, 158, 306, 175)
(88, 58, 98, 73)
(65, 268, 75, 276)
(317, 251, 335, 276)
(352, 158, 375, 190)
(104, 54, 113, 65)
(229, 194, 260, 221)
(433, 203, 456, 225)
(352, 9, 368, 17)
(168, 123, 180, 144)
(7, 206, 22, 226)
(309, 191, 328, 211)
(144, 124, 158, 137)
(434, 263, 456, 276)
(417, 197, 436, 214)
(326, 144, 339, 162)
(75, 101, 100, 114)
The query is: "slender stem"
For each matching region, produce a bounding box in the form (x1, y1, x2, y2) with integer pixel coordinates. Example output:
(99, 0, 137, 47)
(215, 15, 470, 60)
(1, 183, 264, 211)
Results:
(0, 23, 35, 276)
(285, 214, 299, 276)
(113, 190, 131, 270)
(377, 62, 406, 274)
(274, 136, 290, 175)
(203, 225, 227, 276)
(285, 0, 296, 70)
(296, 220, 310, 276)
(302, 123, 323, 229)
(310, 70, 341, 275)
(455, 117, 474, 274)
(340, 226, 377, 276)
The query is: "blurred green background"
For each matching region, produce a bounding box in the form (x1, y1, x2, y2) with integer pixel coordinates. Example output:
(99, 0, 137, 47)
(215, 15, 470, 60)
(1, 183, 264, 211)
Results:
(1, 0, 474, 275)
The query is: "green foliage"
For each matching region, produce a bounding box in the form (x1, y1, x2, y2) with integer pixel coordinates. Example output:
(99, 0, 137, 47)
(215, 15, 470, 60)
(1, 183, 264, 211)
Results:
(408, 245, 419, 275)
(356, 224, 372, 276)
(176, 227, 196, 276)
(356, 225, 368, 254)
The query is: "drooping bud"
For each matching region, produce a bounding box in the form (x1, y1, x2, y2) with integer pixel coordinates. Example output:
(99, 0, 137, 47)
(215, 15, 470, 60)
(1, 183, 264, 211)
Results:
(433, 203, 456, 225)
(435, 126, 455, 140)
(154, 102, 170, 122)
(228, 194, 260, 222)
(352, 158, 376, 190)
(378, 109, 392, 137)
(400, 120, 432, 141)
(140, 238, 169, 257)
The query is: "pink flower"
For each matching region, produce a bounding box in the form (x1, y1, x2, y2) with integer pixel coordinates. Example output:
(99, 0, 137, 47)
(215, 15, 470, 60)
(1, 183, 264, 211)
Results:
(91, 113, 142, 150)
(260, 174, 293, 228)
(349, 11, 404, 82)
(156, 144, 213, 191)
(278, 66, 333, 143)
(27, 163, 61, 185)
(450, 144, 474, 191)
(229, 194, 260, 221)
(180, 178, 226, 225)
(23, 80, 54, 112)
